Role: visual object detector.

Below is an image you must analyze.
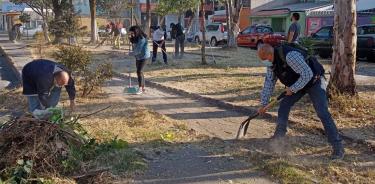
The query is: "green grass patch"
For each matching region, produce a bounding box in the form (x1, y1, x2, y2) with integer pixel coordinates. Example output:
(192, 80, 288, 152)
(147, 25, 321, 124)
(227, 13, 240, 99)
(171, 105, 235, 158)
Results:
(261, 159, 315, 184)
(63, 138, 146, 175)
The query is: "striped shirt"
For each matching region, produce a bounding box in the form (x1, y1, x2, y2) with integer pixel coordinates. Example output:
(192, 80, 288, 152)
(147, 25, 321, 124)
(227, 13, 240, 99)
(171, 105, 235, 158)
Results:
(260, 51, 313, 106)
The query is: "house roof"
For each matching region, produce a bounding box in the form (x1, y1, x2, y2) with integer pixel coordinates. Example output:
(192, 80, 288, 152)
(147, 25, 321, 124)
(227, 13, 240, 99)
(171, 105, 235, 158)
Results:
(251, 9, 289, 17)
(268, 2, 332, 12)
(251, 2, 332, 17)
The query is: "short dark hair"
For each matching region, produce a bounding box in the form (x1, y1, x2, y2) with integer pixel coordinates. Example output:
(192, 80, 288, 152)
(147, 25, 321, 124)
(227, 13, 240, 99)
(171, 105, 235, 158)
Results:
(292, 13, 300, 21)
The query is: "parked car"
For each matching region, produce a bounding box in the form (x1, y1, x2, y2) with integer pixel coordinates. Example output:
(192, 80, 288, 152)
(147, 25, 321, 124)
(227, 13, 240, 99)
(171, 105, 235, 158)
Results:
(357, 24, 375, 61)
(22, 25, 43, 37)
(310, 25, 375, 61)
(194, 23, 228, 46)
(237, 25, 286, 48)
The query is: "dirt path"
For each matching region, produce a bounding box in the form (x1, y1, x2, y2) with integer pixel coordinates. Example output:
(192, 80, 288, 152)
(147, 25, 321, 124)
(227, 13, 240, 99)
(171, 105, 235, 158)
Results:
(104, 78, 275, 184)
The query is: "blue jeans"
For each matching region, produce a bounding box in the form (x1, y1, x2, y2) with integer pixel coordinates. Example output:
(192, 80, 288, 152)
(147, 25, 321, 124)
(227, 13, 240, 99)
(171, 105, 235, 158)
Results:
(27, 87, 61, 112)
(275, 78, 342, 147)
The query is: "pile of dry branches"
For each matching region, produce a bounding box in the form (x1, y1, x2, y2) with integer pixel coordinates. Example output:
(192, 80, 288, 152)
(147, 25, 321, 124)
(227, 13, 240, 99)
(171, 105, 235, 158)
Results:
(0, 116, 84, 175)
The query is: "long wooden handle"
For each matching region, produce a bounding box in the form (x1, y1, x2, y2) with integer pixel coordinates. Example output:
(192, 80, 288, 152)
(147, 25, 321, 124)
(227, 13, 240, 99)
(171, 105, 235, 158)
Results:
(264, 92, 286, 110)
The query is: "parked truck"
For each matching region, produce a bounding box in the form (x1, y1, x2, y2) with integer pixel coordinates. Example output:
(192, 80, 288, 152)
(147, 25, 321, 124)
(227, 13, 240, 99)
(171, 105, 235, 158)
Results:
(310, 24, 375, 62)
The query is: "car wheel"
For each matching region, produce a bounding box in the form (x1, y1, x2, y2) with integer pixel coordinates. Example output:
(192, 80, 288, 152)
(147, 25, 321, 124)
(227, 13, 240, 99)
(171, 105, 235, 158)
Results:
(211, 37, 218, 46)
(318, 51, 331, 59)
(195, 36, 200, 44)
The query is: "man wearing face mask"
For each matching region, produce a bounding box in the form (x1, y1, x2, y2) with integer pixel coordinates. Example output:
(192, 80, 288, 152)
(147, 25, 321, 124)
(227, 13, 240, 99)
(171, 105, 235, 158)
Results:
(257, 44, 344, 160)
(22, 59, 76, 113)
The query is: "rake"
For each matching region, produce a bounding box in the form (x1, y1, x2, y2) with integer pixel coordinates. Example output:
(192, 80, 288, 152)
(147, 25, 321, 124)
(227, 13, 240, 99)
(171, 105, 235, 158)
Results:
(236, 92, 287, 139)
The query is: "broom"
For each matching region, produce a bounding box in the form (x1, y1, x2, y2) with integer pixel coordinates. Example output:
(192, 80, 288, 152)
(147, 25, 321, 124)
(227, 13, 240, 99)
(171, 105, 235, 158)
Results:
(236, 92, 287, 139)
(124, 64, 139, 94)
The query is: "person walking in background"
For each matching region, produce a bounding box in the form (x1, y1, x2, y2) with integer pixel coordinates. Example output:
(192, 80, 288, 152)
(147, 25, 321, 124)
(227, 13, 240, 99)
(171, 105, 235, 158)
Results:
(287, 13, 301, 44)
(112, 21, 122, 49)
(152, 25, 168, 64)
(173, 22, 185, 59)
(128, 26, 150, 95)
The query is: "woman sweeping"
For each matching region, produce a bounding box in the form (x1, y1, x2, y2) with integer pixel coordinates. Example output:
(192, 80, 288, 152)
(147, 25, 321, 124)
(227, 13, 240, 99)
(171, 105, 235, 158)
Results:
(128, 26, 150, 94)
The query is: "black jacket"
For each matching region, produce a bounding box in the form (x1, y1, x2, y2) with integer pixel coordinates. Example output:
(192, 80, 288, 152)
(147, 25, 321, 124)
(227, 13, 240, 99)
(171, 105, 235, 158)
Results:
(22, 59, 76, 107)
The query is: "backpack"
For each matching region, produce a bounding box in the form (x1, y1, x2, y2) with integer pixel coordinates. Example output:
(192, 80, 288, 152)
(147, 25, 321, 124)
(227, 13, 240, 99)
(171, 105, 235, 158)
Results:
(275, 44, 325, 91)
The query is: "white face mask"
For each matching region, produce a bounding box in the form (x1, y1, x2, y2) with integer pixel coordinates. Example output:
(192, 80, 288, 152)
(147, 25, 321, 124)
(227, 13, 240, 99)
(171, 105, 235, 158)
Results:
(261, 60, 273, 67)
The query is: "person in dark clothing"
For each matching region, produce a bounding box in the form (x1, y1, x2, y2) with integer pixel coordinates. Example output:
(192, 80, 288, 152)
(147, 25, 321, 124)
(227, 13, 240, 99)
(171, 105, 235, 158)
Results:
(172, 23, 185, 59)
(256, 44, 344, 160)
(22, 59, 76, 112)
(128, 26, 150, 94)
(287, 13, 301, 44)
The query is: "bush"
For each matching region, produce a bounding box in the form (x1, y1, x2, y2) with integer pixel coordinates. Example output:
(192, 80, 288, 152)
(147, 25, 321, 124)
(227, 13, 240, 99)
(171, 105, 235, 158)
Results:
(53, 46, 113, 97)
(299, 37, 315, 56)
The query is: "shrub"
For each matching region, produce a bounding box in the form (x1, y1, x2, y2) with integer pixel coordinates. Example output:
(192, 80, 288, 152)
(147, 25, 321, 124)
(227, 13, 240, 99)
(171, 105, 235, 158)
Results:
(299, 37, 315, 56)
(53, 46, 113, 97)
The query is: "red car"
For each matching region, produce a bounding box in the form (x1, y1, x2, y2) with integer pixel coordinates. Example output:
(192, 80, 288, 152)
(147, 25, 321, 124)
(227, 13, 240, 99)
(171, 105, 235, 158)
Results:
(237, 25, 286, 48)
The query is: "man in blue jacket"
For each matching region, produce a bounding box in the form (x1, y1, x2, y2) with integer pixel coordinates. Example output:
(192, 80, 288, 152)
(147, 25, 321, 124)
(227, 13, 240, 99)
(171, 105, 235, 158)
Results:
(22, 59, 76, 112)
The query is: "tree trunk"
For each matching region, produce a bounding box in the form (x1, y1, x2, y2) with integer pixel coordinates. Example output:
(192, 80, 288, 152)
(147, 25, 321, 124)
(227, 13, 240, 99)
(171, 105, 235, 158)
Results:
(327, 0, 357, 96)
(200, 0, 207, 65)
(227, 0, 240, 48)
(145, 0, 151, 37)
(89, 0, 98, 43)
(225, 0, 230, 34)
(41, 7, 51, 43)
(42, 19, 51, 42)
(52, 0, 65, 44)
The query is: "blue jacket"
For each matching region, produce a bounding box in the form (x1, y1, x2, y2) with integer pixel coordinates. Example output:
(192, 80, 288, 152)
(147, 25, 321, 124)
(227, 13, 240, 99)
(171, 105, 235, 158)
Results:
(132, 37, 150, 61)
(22, 59, 76, 108)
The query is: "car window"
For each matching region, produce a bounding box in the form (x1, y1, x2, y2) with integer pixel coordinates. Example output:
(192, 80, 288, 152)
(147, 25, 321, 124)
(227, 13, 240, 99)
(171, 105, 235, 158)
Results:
(256, 27, 264, 33)
(206, 25, 219, 31)
(315, 27, 331, 37)
(242, 27, 252, 34)
(262, 27, 272, 33)
(360, 26, 375, 34)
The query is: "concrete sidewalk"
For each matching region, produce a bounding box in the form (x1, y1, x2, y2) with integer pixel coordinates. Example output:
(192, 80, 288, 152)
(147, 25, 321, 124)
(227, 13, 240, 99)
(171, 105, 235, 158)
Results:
(105, 78, 275, 184)
(0, 33, 33, 81)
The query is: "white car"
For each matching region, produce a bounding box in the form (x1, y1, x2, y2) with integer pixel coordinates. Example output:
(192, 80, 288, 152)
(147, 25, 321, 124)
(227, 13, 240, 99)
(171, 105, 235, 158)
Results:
(22, 25, 43, 37)
(194, 23, 228, 46)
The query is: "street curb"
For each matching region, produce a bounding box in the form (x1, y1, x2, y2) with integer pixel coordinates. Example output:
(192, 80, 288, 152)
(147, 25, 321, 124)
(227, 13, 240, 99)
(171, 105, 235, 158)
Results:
(0, 46, 22, 82)
(114, 72, 375, 151)
(113, 72, 259, 116)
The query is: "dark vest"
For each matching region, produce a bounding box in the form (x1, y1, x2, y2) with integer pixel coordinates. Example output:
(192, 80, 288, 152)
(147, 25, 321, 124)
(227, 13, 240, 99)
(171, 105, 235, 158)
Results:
(272, 46, 315, 90)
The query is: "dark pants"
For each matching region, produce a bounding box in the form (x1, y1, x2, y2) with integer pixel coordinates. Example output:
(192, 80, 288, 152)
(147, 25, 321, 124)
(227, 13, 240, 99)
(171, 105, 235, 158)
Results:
(175, 35, 185, 58)
(275, 78, 342, 148)
(152, 40, 167, 63)
(136, 59, 147, 87)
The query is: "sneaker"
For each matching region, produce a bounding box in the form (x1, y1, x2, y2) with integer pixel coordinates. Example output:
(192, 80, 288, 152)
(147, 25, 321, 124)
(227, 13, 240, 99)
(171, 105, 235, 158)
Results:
(331, 146, 345, 160)
(136, 89, 143, 95)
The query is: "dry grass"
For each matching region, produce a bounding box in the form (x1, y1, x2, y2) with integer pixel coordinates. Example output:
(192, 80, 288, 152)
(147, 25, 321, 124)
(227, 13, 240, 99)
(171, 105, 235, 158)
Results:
(204, 131, 375, 184)
(27, 40, 375, 183)
(73, 95, 197, 145)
